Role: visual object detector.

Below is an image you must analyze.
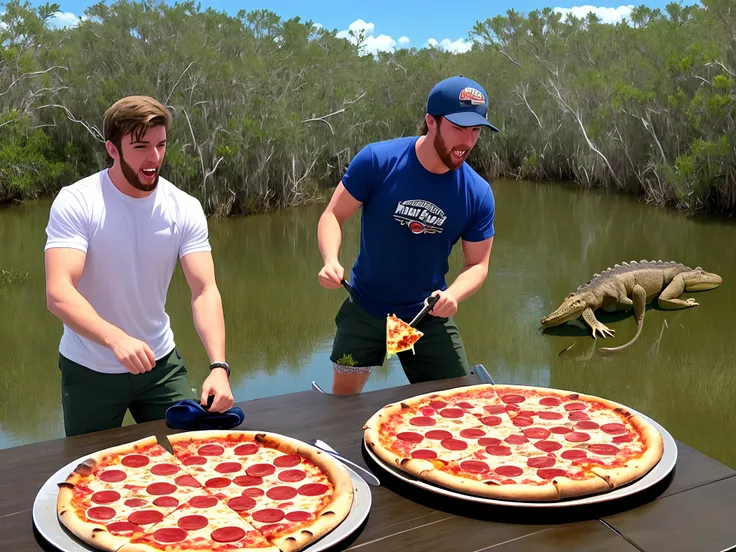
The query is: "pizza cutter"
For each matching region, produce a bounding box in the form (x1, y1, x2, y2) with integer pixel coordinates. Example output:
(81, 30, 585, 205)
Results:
(408, 294, 440, 327)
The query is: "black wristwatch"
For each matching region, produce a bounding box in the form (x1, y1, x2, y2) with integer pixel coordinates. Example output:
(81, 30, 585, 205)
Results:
(209, 362, 230, 377)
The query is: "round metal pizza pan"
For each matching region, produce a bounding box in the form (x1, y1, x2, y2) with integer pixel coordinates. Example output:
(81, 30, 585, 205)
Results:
(32, 453, 371, 551)
(364, 408, 677, 508)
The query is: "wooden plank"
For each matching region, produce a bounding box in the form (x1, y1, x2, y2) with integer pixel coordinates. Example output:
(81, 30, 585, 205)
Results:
(603, 475, 736, 552)
(489, 522, 640, 552)
(658, 441, 735, 498)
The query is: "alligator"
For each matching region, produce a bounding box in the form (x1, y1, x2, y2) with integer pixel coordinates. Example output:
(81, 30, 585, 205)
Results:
(540, 260, 722, 353)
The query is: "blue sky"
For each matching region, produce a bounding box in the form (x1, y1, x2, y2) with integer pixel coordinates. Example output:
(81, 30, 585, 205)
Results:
(38, 0, 689, 54)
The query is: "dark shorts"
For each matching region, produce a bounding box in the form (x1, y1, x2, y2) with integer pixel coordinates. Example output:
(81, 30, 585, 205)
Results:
(329, 296, 469, 384)
(59, 347, 195, 437)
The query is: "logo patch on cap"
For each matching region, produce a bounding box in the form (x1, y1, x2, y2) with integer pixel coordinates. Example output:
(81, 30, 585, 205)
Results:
(459, 87, 485, 106)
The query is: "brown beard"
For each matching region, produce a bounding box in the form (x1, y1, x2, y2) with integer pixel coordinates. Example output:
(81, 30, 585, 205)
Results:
(120, 152, 158, 192)
(433, 120, 465, 171)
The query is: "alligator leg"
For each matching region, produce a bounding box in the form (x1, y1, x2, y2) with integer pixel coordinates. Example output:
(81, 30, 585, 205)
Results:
(658, 274, 699, 309)
(599, 284, 647, 353)
(581, 308, 615, 339)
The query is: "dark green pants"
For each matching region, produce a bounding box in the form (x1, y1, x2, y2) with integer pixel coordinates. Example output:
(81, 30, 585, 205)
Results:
(330, 296, 469, 383)
(59, 348, 195, 437)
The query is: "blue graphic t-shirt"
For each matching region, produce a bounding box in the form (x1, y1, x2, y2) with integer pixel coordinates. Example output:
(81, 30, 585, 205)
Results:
(342, 136, 495, 320)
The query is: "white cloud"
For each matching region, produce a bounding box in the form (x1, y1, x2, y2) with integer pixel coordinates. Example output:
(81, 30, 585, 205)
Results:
(398, 36, 410, 46)
(426, 37, 473, 54)
(553, 5, 635, 25)
(48, 11, 82, 28)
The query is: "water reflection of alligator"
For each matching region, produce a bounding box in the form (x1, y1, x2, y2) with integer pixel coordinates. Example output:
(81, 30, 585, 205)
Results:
(540, 261, 722, 353)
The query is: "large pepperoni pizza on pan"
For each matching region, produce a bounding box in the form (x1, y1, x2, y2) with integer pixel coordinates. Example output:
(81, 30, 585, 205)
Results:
(364, 384, 664, 501)
(56, 431, 354, 552)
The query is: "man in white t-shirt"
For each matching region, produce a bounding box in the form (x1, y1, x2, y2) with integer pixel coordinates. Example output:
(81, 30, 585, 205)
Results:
(44, 95, 235, 436)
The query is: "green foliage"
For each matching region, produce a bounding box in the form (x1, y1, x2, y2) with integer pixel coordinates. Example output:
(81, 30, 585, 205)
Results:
(0, 0, 734, 215)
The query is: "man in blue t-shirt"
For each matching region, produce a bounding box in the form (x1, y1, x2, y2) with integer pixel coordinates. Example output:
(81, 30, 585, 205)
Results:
(317, 76, 498, 394)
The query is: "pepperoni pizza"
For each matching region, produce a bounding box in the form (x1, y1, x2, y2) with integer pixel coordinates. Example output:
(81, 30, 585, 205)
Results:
(386, 314, 423, 357)
(57, 431, 354, 552)
(364, 384, 664, 501)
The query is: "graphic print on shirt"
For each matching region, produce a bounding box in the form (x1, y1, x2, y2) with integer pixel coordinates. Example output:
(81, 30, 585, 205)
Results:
(393, 199, 447, 235)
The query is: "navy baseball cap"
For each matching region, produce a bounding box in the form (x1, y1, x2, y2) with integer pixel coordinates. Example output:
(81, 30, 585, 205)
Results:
(426, 76, 499, 132)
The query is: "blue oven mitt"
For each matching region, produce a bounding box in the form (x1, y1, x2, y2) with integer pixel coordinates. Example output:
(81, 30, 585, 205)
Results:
(165, 399, 245, 431)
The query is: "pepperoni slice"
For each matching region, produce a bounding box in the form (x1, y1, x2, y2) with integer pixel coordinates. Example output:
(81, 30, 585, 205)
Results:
(512, 416, 534, 428)
(523, 428, 551, 440)
(154, 528, 188, 543)
(152, 497, 179, 508)
(274, 454, 301, 468)
(411, 449, 437, 459)
(91, 491, 120, 504)
(146, 482, 176, 496)
(267, 486, 298, 501)
(227, 495, 257, 512)
(527, 456, 556, 468)
(460, 460, 489, 473)
(439, 408, 464, 419)
(246, 464, 275, 477)
(589, 444, 619, 456)
(397, 432, 424, 443)
(233, 443, 259, 455)
(87, 507, 116, 520)
(480, 415, 502, 427)
(182, 456, 207, 466)
(534, 440, 562, 452)
(485, 445, 512, 456)
(460, 428, 486, 439)
(568, 411, 590, 421)
(613, 433, 634, 443)
(505, 434, 529, 445)
(106, 521, 141, 535)
(430, 400, 448, 410)
(252, 509, 285, 523)
(601, 423, 627, 435)
(189, 495, 219, 508)
(564, 402, 586, 411)
(205, 477, 231, 489)
(575, 421, 600, 430)
(128, 510, 164, 525)
(426, 430, 453, 440)
(561, 449, 587, 460)
(174, 475, 201, 488)
(124, 498, 147, 508)
(441, 438, 468, 451)
(483, 404, 506, 414)
(517, 410, 537, 418)
(538, 411, 564, 420)
(212, 527, 246, 543)
(121, 455, 149, 468)
(198, 444, 225, 456)
(234, 474, 264, 486)
(242, 488, 265, 498)
(420, 406, 436, 416)
(178, 515, 208, 530)
(550, 426, 573, 435)
(215, 462, 242, 474)
(278, 470, 306, 483)
(150, 463, 180, 476)
(539, 397, 561, 406)
(478, 437, 501, 447)
(501, 394, 525, 404)
(99, 470, 126, 483)
(286, 511, 312, 522)
(456, 401, 475, 409)
(538, 468, 569, 480)
(298, 483, 329, 496)
(496, 465, 524, 477)
(409, 416, 435, 427)
(565, 432, 591, 443)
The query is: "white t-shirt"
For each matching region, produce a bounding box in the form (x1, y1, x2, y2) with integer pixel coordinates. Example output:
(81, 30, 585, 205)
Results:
(45, 169, 212, 374)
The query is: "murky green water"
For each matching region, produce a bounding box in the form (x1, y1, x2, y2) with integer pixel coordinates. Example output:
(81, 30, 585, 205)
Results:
(1, 179, 734, 469)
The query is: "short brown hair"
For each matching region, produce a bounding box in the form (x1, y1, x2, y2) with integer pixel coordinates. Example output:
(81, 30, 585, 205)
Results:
(103, 95, 172, 151)
(417, 115, 442, 135)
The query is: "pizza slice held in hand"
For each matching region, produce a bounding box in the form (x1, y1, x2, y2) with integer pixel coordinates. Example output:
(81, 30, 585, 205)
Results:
(386, 315, 424, 357)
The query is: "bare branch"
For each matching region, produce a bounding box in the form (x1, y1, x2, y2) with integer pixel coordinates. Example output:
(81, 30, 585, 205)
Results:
(35, 104, 104, 142)
(165, 61, 195, 105)
(0, 66, 68, 98)
(301, 92, 366, 135)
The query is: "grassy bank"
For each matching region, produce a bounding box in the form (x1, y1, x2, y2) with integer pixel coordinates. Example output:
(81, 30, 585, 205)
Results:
(0, 0, 734, 216)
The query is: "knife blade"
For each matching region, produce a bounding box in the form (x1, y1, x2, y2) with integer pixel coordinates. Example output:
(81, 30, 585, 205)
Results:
(408, 294, 440, 327)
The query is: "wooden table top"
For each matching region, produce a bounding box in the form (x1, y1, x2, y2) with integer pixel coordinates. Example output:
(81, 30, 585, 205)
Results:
(3, 375, 735, 552)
